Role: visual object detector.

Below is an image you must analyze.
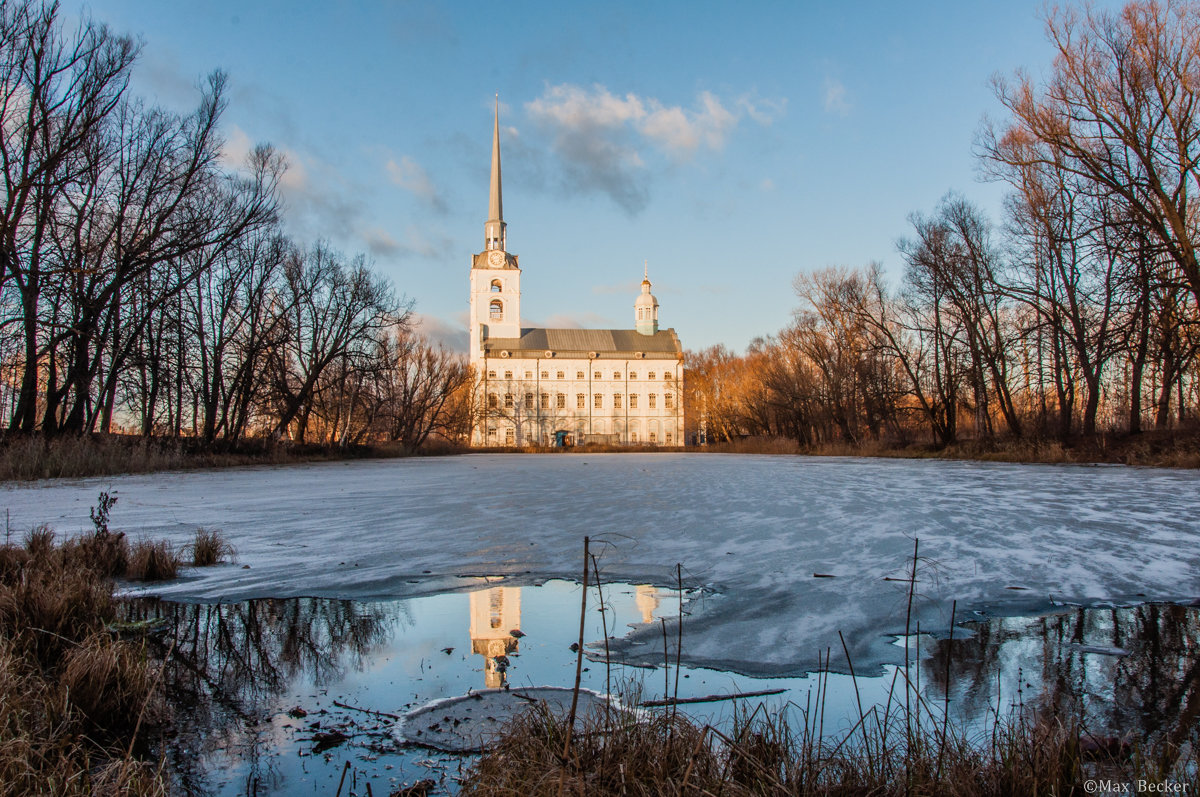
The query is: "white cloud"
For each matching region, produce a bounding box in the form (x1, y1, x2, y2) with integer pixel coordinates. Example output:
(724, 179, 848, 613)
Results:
(737, 94, 787, 126)
(525, 83, 782, 213)
(823, 77, 851, 116)
(411, 313, 469, 352)
(386, 154, 446, 212)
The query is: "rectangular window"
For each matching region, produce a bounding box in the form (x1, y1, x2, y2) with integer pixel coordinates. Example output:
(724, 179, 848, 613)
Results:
(594, 371, 602, 380)
(630, 394, 638, 408)
(487, 370, 497, 378)
(504, 393, 514, 409)
(663, 372, 671, 381)
(614, 393, 622, 409)
(576, 371, 584, 379)
(541, 370, 549, 379)
(504, 370, 512, 380)
(540, 393, 549, 409)
(613, 371, 621, 380)
(666, 433, 673, 444)
(648, 371, 656, 380)
(505, 428, 515, 445)
(556, 370, 564, 380)
(524, 393, 534, 410)
(649, 393, 657, 409)
(525, 371, 533, 379)
(631, 432, 638, 442)
(629, 372, 638, 380)
(664, 392, 674, 409)
(594, 393, 602, 409)
(650, 432, 657, 443)
(556, 393, 565, 409)
(488, 393, 498, 409)
(576, 393, 585, 409)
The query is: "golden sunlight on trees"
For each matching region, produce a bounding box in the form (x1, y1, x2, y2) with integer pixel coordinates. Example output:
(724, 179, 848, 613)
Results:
(688, 0, 1200, 452)
(986, 0, 1200, 310)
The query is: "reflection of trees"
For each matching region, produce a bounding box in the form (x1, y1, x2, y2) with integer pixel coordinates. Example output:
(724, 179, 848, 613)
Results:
(125, 597, 396, 796)
(925, 604, 1200, 753)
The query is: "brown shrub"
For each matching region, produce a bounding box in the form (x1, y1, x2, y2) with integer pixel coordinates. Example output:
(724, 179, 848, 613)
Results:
(23, 524, 55, 560)
(189, 528, 234, 566)
(126, 540, 180, 581)
(78, 531, 130, 578)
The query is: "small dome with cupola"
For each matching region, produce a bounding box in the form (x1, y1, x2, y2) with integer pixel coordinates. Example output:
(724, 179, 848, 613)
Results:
(635, 262, 659, 336)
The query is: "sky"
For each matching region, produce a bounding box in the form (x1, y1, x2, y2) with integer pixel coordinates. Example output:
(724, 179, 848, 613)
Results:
(65, 0, 1124, 353)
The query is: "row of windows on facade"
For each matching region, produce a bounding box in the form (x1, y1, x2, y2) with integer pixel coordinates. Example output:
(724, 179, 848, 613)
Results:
(489, 427, 674, 445)
(487, 369, 675, 381)
(487, 392, 674, 410)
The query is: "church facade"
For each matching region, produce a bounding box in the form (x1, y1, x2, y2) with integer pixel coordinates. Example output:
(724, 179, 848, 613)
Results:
(468, 106, 685, 447)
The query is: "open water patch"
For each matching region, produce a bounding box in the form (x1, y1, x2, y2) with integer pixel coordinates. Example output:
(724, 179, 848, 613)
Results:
(125, 580, 1199, 796)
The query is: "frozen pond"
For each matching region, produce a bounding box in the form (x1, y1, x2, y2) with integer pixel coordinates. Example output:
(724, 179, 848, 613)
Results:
(3, 453, 1200, 676)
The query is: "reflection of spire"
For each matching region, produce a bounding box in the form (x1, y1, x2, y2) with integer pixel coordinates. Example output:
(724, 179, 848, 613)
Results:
(469, 586, 521, 688)
(635, 584, 660, 624)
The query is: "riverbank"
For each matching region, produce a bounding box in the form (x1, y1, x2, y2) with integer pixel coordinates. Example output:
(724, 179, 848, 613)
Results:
(4, 428, 1196, 484)
(701, 428, 1200, 469)
(0, 512, 237, 796)
(0, 434, 466, 481)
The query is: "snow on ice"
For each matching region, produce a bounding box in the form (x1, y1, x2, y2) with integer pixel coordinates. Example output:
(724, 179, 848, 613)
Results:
(3, 453, 1198, 676)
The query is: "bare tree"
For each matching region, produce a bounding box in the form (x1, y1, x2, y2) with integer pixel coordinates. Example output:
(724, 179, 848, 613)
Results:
(1, 2, 137, 431)
(267, 242, 408, 441)
(986, 0, 1200, 311)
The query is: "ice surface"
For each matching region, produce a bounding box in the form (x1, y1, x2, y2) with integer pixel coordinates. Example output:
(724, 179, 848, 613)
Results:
(2, 453, 1197, 676)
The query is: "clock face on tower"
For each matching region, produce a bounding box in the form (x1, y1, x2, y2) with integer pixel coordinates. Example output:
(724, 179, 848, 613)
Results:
(488, 250, 505, 267)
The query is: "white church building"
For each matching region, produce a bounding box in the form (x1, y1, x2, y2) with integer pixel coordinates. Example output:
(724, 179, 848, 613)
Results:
(468, 106, 685, 447)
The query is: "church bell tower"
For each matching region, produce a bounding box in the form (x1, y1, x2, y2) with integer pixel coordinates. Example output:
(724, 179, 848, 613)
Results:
(469, 98, 521, 362)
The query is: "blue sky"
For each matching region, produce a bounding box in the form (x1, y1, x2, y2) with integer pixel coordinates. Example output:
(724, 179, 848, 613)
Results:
(68, 1, 1121, 352)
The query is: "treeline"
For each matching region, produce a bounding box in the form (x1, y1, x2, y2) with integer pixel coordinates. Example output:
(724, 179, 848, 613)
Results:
(687, 1, 1200, 450)
(0, 2, 469, 450)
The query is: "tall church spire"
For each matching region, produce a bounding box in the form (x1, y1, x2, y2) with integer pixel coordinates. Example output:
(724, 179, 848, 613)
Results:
(485, 96, 506, 251)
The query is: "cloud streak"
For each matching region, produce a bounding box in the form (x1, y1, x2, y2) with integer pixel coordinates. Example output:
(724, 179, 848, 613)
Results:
(823, 77, 851, 116)
(386, 154, 447, 213)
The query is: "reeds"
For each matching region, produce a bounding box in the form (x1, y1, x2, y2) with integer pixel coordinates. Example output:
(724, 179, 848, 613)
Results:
(188, 527, 235, 566)
(126, 539, 181, 581)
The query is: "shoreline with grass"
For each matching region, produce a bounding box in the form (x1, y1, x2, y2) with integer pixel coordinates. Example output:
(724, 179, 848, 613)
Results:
(2, 427, 1199, 483)
(0, 493, 235, 796)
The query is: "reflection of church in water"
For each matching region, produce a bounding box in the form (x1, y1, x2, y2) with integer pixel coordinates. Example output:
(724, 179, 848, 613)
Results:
(469, 586, 522, 688)
(468, 584, 662, 688)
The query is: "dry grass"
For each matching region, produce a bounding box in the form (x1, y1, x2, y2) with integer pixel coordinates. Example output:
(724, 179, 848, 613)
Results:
(62, 632, 164, 735)
(462, 689, 1197, 796)
(744, 428, 1200, 468)
(0, 527, 171, 796)
(188, 528, 235, 566)
(126, 539, 181, 581)
(0, 435, 190, 481)
(0, 433, 463, 482)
